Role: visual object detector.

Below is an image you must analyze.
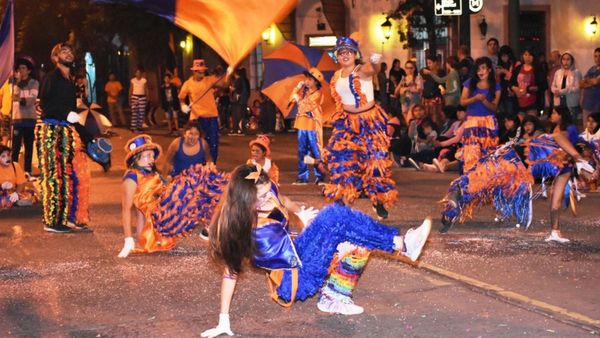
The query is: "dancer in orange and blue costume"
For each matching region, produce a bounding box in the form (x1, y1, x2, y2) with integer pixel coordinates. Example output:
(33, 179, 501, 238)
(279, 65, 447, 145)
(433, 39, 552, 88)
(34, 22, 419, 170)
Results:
(527, 107, 595, 242)
(289, 68, 326, 185)
(458, 57, 502, 172)
(440, 107, 595, 242)
(324, 33, 396, 220)
(118, 135, 228, 258)
(200, 164, 431, 338)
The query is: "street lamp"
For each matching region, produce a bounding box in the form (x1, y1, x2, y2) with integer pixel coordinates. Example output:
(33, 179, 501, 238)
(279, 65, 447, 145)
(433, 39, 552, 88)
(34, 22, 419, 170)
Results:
(479, 16, 488, 38)
(179, 40, 186, 49)
(381, 17, 392, 40)
(262, 25, 273, 45)
(381, 17, 392, 53)
(591, 16, 598, 35)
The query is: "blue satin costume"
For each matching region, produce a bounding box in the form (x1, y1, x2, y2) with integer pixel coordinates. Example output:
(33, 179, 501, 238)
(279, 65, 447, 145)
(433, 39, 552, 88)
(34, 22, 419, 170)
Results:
(251, 184, 399, 302)
(297, 125, 323, 182)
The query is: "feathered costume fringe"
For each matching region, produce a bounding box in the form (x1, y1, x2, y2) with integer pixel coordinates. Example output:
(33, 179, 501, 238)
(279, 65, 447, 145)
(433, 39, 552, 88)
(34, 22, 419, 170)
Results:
(526, 134, 576, 210)
(442, 143, 533, 227)
(458, 115, 499, 172)
(35, 123, 90, 226)
(152, 164, 229, 237)
(276, 204, 398, 302)
(526, 134, 570, 179)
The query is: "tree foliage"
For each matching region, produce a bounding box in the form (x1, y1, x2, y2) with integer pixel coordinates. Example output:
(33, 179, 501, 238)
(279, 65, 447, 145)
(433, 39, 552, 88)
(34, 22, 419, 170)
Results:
(388, 0, 449, 54)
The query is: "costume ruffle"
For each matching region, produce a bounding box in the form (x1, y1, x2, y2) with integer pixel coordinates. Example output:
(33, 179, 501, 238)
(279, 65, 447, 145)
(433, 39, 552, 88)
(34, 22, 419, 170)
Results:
(458, 115, 499, 171)
(442, 144, 533, 228)
(526, 134, 569, 179)
(276, 204, 398, 302)
(35, 123, 89, 226)
(323, 105, 397, 206)
(152, 164, 229, 237)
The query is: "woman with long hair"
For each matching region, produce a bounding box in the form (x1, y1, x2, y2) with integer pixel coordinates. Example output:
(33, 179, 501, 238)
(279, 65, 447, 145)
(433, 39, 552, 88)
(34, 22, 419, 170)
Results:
(395, 60, 423, 121)
(510, 47, 542, 116)
(202, 164, 431, 337)
(459, 56, 501, 171)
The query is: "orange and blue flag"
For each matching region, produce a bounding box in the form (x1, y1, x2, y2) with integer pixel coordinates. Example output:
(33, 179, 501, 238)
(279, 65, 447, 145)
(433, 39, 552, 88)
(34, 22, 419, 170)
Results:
(0, 0, 14, 86)
(92, 0, 298, 68)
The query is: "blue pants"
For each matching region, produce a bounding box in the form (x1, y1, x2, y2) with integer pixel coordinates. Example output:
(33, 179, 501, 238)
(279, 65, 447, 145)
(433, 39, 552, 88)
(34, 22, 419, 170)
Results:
(195, 117, 220, 163)
(297, 129, 323, 182)
(277, 204, 399, 302)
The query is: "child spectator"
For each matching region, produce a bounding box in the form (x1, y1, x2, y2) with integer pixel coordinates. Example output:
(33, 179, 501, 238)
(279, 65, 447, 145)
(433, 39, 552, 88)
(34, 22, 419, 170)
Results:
(499, 114, 521, 144)
(0, 145, 37, 208)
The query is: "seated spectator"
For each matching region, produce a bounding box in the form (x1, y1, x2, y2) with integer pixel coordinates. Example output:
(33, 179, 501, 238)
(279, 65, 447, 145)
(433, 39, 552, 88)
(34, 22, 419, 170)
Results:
(387, 110, 408, 166)
(163, 123, 212, 178)
(0, 144, 37, 209)
(577, 112, 600, 191)
(499, 114, 522, 144)
(424, 108, 467, 173)
(407, 119, 438, 170)
(519, 115, 543, 143)
(247, 135, 279, 185)
(391, 104, 428, 167)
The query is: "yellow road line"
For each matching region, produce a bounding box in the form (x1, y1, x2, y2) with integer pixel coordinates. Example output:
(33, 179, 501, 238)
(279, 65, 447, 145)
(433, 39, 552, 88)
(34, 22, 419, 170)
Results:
(418, 261, 600, 329)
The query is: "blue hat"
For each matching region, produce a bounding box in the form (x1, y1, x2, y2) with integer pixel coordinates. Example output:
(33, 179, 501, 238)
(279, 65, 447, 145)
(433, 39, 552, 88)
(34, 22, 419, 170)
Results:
(332, 34, 362, 62)
(87, 138, 112, 165)
(124, 134, 162, 167)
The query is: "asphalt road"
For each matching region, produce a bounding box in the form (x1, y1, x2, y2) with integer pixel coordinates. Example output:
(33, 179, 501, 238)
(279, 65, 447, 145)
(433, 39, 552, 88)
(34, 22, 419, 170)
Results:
(1, 127, 599, 337)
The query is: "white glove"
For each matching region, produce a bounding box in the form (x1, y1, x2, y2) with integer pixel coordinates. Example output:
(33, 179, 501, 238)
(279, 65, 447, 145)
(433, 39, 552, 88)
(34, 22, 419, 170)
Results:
(9, 192, 19, 203)
(294, 206, 319, 227)
(336, 241, 358, 258)
(67, 111, 80, 123)
(181, 104, 192, 114)
(296, 81, 305, 89)
(369, 53, 382, 64)
(118, 237, 135, 258)
(1, 181, 13, 190)
(576, 159, 594, 175)
(201, 313, 234, 338)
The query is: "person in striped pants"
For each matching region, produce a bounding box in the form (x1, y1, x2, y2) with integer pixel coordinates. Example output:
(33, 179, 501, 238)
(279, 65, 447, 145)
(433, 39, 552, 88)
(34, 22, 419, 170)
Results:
(129, 68, 148, 132)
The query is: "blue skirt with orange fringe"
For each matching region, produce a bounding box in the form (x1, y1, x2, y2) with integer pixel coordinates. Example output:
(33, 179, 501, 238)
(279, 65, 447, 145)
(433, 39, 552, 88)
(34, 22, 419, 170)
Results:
(152, 164, 229, 237)
(458, 115, 499, 172)
(323, 106, 397, 206)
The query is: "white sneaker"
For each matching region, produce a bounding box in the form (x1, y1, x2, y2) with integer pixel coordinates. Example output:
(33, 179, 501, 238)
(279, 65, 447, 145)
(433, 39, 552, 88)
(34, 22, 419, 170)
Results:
(317, 296, 364, 315)
(544, 232, 570, 243)
(432, 158, 445, 173)
(402, 217, 432, 261)
(407, 158, 421, 171)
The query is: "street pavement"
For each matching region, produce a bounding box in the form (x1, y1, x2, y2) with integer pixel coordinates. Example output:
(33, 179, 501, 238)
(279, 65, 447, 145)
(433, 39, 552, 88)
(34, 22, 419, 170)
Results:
(1, 127, 599, 337)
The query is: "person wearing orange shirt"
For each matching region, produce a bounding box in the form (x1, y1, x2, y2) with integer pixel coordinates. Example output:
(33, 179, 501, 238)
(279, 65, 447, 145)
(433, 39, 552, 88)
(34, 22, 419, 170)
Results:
(104, 72, 125, 126)
(290, 68, 326, 185)
(179, 59, 224, 162)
